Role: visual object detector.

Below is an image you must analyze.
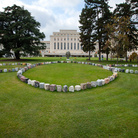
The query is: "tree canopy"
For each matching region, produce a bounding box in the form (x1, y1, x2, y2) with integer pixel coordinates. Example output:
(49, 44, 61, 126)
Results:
(0, 4, 46, 59)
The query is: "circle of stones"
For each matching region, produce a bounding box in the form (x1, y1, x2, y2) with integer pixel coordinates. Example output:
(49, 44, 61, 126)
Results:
(16, 61, 118, 92)
(1, 61, 138, 92)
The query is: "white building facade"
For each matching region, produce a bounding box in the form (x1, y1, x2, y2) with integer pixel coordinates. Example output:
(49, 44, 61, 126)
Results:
(43, 30, 97, 57)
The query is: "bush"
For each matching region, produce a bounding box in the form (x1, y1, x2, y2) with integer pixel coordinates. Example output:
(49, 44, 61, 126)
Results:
(129, 52, 138, 61)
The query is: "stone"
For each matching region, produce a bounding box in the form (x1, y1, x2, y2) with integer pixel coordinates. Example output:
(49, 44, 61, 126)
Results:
(57, 85, 62, 92)
(101, 79, 105, 85)
(44, 83, 50, 90)
(75, 85, 81, 91)
(87, 82, 91, 89)
(8, 69, 11, 72)
(125, 69, 129, 73)
(69, 86, 74, 92)
(34, 81, 40, 88)
(28, 79, 32, 85)
(39, 83, 45, 89)
(113, 73, 118, 78)
(20, 76, 26, 82)
(91, 81, 97, 87)
(12, 68, 15, 72)
(15, 67, 18, 71)
(130, 70, 134, 74)
(104, 78, 110, 84)
(31, 80, 36, 86)
(97, 79, 102, 86)
(15, 63, 17, 65)
(12, 63, 15, 65)
(80, 83, 87, 90)
(121, 69, 125, 72)
(25, 78, 29, 83)
(21, 68, 25, 73)
(50, 84, 56, 91)
(63, 85, 68, 92)
(135, 70, 138, 74)
(3, 69, 7, 73)
(0, 69, 2, 73)
(3, 63, 6, 66)
(17, 70, 22, 76)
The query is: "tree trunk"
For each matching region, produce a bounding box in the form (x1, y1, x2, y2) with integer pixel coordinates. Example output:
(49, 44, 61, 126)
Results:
(98, 41, 101, 62)
(89, 50, 90, 61)
(15, 51, 20, 59)
(125, 56, 128, 62)
(106, 53, 108, 61)
(117, 56, 118, 64)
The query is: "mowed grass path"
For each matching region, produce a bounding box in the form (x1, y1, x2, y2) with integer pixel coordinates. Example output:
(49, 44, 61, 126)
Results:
(0, 60, 138, 137)
(24, 63, 112, 86)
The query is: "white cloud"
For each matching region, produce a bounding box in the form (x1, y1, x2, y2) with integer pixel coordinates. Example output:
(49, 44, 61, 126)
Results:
(0, 0, 126, 40)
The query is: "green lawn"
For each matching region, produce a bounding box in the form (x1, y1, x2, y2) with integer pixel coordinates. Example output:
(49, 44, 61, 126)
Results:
(0, 57, 138, 137)
(24, 63, 112, 86)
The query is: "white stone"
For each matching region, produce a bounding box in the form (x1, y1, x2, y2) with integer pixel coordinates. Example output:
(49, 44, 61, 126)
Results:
(91, 81, 97, 87)
(135, 70, 138, 74)
(57, 85, 62, 92)
(97, 79, 102, 86)
(12, 63, 14, 65)
(31, 80, 36, 86)
(17, 70, 22, 76)
(130, 70, 134, 74)
(75, 85, 81, 91)
(3, 69, 7, 72)
(44, 83, 50, 90)
(69, 86, 74, 92)
(125, 69, 129, 73)
(28, 79, 32, 85)
(39, 83, 45, 89)
(15, 67, 18, 71)
(101, 79, 105, 85)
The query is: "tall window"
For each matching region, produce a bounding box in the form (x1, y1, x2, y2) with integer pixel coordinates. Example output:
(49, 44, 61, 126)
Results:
(74, 43, 76, 50)
(77, 43, 79, 50)
(57, 42, 59, 49)
(54, 43, 56, 49)
(71, 43, 73, 50)
(64, 43, 66, 50)
(67, 43, 69, 50)
(61, 43, 63, 50)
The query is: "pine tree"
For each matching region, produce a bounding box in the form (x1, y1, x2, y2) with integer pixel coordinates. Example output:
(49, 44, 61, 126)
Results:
(79, 4, 96, 60)
(80, 0, 111, 61)
(114, 1, 138, 62)
(0, 5, 45, 59)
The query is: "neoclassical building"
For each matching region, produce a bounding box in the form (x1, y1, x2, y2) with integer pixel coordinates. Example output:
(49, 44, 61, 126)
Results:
(41, 30, 98, 57)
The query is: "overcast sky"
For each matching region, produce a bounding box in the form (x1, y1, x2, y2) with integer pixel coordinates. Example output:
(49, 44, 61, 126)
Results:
(0, 0, 126, 40)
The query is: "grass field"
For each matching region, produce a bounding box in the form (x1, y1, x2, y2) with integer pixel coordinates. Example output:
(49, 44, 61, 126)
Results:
(0, 57, 138, 137)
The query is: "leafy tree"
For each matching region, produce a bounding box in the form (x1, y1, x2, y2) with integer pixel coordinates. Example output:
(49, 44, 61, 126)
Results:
(0, 4, 45, 59)
(105, 16, 130, 63)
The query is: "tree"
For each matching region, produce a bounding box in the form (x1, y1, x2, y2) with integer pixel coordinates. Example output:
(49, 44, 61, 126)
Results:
(105, 16, 131, 64)
(0, 5, 45, 59)
(80, 0, 111, 61)
(79, 4, 96, 60)
(114, 1, 138, 62)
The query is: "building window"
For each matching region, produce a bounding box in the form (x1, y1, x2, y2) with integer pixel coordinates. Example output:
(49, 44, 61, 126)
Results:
(71, 43, 73, 50)
(57, 42, 59, 49)
(64, 38, 66, 41)
(81, 46, 83, 50)
(64, 43, 66, 50)
(54, 43, 56, 49)
(61, 43, 63, 50)
(57, 38, 59, 41)
(67, 43, 69, 50)
(61, 38, 62, 41)
(71, 38, 72, 41)
(74, 43, 76, 50)
(77, 43, 79, 50)
(74, 38, 76, 41)
(54, 38, 56, 41)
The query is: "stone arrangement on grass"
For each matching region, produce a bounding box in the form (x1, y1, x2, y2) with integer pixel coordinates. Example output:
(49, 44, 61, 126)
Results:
(16, 61, 120, 92)
(1, 61, 137, 92)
